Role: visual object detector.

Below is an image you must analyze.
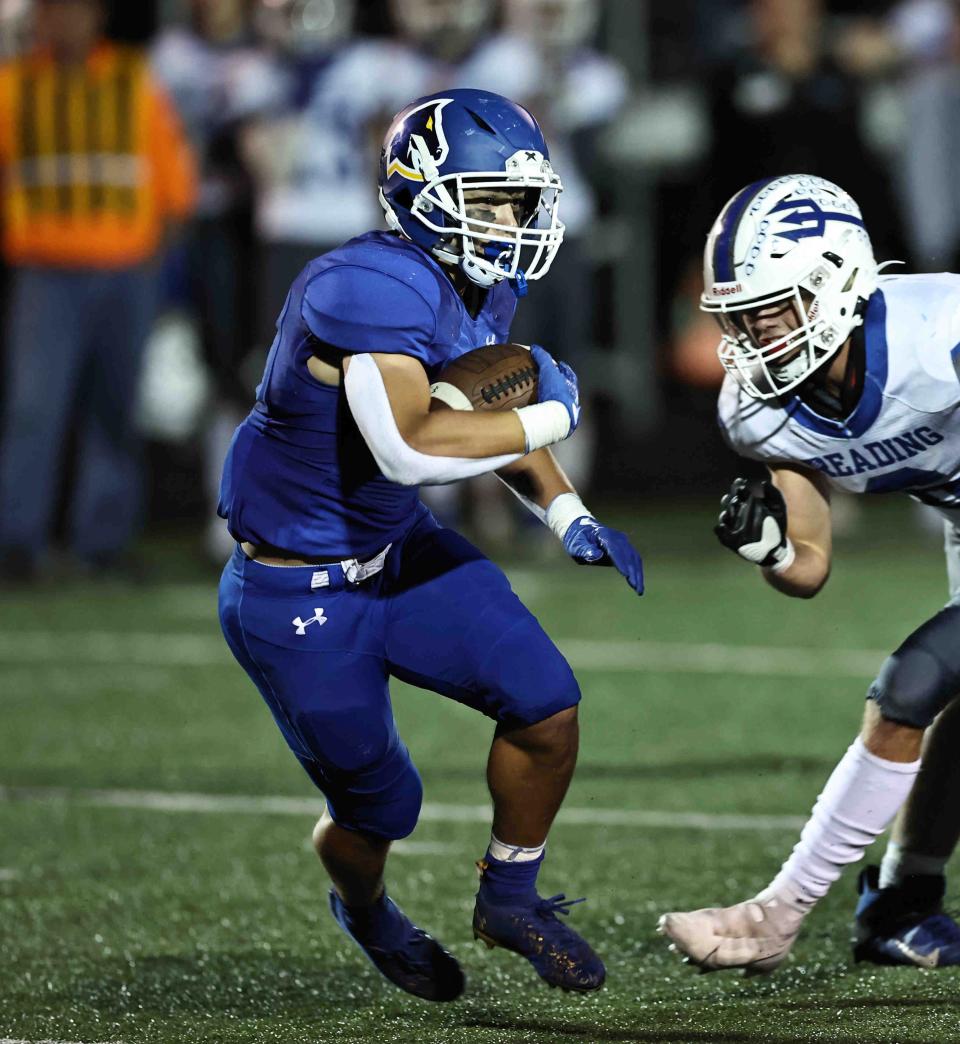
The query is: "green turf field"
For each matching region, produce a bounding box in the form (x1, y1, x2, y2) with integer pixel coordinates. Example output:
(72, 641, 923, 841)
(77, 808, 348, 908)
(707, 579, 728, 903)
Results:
(2, 499, 959, 1044)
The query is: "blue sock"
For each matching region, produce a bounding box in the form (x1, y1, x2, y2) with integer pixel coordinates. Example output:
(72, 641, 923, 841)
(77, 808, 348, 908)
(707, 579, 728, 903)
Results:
(478, 847, 545, 906)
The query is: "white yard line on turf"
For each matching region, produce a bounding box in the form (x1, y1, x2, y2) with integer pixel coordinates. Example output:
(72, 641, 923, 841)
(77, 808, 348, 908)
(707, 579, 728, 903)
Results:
(0, 630, 884, 677)
(0, 784, 806, 833)
(0, 1040, 122, 1044)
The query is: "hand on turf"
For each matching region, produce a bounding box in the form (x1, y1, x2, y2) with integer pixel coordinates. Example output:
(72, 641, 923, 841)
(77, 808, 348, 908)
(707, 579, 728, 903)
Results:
(562, 517, 644, 595)
(715, 477, 790, 568)
(530, 344, 581, 436)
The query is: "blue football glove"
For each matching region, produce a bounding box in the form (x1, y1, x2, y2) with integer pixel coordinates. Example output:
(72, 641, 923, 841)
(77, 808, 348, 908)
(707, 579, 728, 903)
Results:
(562, 516, 644, 595)
(530, 343, 581, 435)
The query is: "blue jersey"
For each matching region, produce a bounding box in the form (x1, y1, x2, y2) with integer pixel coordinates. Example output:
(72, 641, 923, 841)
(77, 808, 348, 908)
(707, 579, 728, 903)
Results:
(218, 230, 517, 557)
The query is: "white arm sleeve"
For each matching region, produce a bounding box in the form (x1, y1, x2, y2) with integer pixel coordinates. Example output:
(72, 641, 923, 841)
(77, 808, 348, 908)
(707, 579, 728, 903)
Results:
(343, 353, 522, 486)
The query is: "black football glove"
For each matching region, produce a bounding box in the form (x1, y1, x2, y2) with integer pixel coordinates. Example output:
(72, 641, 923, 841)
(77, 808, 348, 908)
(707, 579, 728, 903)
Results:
(714, 477, 792, 568)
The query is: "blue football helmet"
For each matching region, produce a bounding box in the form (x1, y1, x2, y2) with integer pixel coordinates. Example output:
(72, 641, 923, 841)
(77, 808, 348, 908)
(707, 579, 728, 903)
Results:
(378, 88, 564, 289)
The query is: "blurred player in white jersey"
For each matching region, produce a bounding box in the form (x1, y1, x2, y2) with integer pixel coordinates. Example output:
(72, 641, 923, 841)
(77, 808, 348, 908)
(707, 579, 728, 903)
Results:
(245, 0, 494, 301)
(659, 174, 960, 972)
(241, 0, 365, 351)
(465, 0, 629, 493)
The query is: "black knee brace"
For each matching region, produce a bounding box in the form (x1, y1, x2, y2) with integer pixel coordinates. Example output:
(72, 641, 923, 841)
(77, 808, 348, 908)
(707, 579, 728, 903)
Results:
(867, 603, 960, 728)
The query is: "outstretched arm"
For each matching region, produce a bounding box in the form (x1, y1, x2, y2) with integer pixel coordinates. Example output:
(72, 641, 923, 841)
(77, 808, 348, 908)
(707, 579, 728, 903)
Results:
(498, 450, 644, 595)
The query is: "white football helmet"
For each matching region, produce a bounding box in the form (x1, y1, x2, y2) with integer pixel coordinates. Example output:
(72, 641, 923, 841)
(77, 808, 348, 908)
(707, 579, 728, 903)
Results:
(700, 174, 879, 401)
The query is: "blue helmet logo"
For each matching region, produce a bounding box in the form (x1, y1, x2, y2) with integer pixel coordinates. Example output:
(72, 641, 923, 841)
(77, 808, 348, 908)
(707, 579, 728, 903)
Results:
(768, 197, 865, 242)
(385, 97, 453, 182)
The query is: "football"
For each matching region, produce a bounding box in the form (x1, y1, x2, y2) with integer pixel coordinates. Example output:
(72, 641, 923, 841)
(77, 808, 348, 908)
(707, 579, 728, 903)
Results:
(430, 343, 537, 412)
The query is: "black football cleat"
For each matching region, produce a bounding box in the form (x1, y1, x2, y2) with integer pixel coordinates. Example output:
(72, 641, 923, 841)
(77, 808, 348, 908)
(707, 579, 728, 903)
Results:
(854, 865, 960, 967)
(329, 888, 465, 1001)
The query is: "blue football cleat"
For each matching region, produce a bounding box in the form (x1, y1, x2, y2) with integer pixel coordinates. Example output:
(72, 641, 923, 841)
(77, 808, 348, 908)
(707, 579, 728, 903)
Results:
(329, 889, 465, 1001)
(473, 875, 606, 992)
(854, 865, 960, 967)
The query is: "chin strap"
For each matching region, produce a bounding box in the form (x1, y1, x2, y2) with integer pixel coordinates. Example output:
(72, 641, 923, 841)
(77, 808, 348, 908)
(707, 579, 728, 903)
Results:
(458, 257, 529, 298)
(510, 270, 528, 297)
(459, 253, 501, 288)
(453, 259, 530, 301)
(459, 238, 530, 291)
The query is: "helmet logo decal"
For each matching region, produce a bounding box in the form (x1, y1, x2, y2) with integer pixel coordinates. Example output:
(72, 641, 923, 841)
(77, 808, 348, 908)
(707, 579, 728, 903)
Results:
(767, 197, 865, 242)
(386, 98, 453, 183)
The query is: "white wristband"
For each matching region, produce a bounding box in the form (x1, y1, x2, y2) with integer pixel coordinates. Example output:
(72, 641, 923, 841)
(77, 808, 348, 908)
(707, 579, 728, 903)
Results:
(514, 401, 571, 453)
(546, 492, 593, 540)
(769, 538, 796, 575)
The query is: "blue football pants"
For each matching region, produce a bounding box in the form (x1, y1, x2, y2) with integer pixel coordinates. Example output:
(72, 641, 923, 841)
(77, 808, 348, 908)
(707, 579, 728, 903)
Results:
(218, 508, 580, 839)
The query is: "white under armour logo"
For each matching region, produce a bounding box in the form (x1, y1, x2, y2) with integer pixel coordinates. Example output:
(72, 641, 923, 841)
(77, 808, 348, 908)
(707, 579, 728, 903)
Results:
(292, 608, 327, 635)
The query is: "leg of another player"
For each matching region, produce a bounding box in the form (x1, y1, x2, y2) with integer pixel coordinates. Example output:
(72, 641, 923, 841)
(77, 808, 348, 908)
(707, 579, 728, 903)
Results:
(659, 701, 923, 974)
(759, 701, 921, 912)
(847, 696, 960, 967)
(884, 697, 960, 876)
(312, 808, 391, 907)
(887, 524, 960, 874)
(861, 700, 924, 762)
(770, 594, 960, 969)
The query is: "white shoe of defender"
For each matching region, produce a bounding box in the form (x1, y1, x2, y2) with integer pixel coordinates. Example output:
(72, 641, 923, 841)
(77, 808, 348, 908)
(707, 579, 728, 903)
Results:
(657, 892, 806, 976)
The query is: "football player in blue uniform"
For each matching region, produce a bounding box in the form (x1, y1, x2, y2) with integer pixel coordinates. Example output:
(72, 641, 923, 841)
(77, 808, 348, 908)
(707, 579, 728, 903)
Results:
(217, 89, 643, 1000)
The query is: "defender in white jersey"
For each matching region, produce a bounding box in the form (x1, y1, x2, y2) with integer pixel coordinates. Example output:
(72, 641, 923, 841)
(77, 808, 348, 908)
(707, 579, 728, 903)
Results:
(659, 173, 960, 973)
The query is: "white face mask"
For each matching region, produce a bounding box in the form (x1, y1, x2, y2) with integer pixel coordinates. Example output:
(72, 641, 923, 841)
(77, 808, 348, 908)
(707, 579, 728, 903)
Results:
(407, 151, 564, 287)
(715, 285, 838, 399)
(440, 189, 540, 288)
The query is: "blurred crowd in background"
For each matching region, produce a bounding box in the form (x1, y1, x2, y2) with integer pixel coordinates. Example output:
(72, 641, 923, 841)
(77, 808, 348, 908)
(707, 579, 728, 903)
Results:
(0, 0, 957, 582)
